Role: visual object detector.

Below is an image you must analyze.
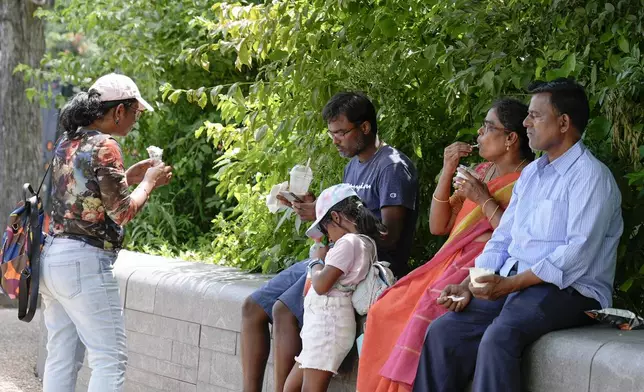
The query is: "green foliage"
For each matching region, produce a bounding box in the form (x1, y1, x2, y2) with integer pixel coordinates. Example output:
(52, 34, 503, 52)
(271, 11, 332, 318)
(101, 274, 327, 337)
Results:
(21, 0, 247, 254)
(165, 0, 644, 308)
(22, 0, 644, 311)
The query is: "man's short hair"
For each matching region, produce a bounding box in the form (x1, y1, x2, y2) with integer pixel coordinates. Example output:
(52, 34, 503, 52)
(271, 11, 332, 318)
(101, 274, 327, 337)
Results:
(527, 78, 590, 134)
(322, 92, 378, 135)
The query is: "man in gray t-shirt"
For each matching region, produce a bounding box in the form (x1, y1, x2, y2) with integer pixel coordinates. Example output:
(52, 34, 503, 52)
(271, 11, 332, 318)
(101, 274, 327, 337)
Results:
(241, 92, 419, 392)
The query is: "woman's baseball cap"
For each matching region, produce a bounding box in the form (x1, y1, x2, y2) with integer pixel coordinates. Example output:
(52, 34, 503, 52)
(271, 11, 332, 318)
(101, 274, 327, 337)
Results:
(90, 73, 154, 112)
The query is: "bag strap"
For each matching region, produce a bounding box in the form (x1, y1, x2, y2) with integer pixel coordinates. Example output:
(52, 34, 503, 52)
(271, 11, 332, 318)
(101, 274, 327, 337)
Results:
(15, 135, 61, 322)
(18, 192, 42, 322)
(36, 135, 64, 197)
(356, 234, 378, 264)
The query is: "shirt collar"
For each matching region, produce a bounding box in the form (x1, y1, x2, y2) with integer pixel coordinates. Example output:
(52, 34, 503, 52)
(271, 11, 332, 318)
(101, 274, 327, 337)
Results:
(537, 141, 585, 176)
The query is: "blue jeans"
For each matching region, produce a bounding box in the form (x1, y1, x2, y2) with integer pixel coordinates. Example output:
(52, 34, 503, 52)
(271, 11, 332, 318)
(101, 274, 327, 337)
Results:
(412, 284, 599, 392)
(40, 237, 127, 392)
(249, 259, 309, 328)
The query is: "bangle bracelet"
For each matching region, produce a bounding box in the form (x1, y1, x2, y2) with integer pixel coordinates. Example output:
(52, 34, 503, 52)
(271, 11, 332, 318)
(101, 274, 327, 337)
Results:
(433, 194, 449, 203)
(488, 205, 500, 220)
(308, 259, 324, 269)
(482, 197, 495, 211)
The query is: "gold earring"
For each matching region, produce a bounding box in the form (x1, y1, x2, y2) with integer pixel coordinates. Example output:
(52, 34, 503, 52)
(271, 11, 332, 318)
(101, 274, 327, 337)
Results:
(115, 119, 119, 125)
(506, 145, 509, 151)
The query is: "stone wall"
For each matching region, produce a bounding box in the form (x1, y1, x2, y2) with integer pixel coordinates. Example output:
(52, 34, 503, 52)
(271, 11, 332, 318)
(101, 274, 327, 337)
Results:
(36, 251, 644, 392)
(36, 251, 356, 392)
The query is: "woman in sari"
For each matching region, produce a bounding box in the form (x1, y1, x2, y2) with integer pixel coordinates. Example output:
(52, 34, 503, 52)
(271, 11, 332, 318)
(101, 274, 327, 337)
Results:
(356, 98, 534, 392)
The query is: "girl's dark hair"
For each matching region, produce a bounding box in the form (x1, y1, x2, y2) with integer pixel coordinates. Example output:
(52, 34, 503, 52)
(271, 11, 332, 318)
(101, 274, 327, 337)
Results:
(58, 89, 136, 139)
(319, 196, 386, 244)
(491, 98, 535, 161)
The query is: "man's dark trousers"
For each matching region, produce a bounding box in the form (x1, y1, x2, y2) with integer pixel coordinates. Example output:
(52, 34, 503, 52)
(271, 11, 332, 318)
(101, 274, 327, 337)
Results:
(412, 283, 599, 392)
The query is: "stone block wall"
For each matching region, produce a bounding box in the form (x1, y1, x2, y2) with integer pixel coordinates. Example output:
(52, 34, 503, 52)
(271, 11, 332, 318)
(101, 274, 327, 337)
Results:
(36, 251, 644, 392)
(37, 251, 357, 392)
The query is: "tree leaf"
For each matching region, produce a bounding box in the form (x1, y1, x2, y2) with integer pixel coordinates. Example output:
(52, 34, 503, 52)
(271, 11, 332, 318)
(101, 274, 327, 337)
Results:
(480, 71, 495, 92)
(561, 53, 576, 76)
(231, 84, 245, 107)
(210, 85, 223, 106)
(168, 90, 182, 104)
(618, 36, 630, 53)
(238, 40, 251, 69)
(269, 50, 288, 61)
(423, 44, 437, 61)
(591, 64, 597, 86)
(25, 87, 37, 102)
(378, 17, 397, 37)
(200, 52, 210, 71)
(600, 31, 613, 43)
(619, 278, 633, 292)
(254, 124, 268, 141)
(552, 49, 568, 61)
(585, 116, 611, 141)
(198, 91, 208, 109)
(605, 3, 615, 12)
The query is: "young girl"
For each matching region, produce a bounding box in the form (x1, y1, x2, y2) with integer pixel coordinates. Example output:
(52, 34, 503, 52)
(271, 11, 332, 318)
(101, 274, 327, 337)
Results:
(284, 183, 386, 392)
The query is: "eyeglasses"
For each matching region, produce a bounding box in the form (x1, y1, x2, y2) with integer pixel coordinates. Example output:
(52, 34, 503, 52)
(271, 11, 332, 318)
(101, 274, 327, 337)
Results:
(480, 121, 508, 134)
(103, 100, 145, 121)
(133, 107, 145, 121)
(327, 125, 360, 140)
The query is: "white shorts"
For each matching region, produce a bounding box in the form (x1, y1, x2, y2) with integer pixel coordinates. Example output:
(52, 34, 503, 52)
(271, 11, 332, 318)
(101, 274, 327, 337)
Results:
(295, 290, 356, 374)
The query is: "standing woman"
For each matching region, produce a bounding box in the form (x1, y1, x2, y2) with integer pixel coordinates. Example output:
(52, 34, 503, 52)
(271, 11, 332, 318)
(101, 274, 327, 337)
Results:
(40, 73, 172, 392)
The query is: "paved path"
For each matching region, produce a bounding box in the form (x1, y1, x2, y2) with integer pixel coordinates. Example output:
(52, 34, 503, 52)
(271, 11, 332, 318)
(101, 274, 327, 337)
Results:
(0, 308, 43, 392)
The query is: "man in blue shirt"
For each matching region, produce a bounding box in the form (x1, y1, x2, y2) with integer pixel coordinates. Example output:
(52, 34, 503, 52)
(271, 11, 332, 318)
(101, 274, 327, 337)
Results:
(242, 92, 419, 392)
(412, 79, 623, 392)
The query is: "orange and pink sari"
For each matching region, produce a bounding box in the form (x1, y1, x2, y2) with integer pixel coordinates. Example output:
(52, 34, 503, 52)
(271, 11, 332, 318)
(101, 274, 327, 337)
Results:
(356, 167, 520, 392)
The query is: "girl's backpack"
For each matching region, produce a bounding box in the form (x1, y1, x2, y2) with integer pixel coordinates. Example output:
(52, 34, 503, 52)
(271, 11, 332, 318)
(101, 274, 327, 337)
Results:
(351, 235, 396, 316)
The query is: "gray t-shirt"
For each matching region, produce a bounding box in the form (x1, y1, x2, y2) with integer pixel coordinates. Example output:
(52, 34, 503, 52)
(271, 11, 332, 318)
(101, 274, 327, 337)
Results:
(342, 145, 419, 277)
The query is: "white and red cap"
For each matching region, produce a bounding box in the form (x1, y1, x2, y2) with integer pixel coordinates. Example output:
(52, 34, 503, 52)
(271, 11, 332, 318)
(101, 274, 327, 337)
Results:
(90, 73, 154, 112)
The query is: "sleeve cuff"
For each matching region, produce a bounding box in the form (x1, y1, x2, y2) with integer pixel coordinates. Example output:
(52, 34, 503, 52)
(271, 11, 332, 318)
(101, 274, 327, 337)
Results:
(475, 254, 502, 272)
(531, 259, 564, 289)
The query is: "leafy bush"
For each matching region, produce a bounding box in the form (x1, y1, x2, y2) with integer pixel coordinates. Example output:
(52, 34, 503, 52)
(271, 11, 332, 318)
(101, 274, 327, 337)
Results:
(164, 0, 644, 309)
(22, 0, 644, 312)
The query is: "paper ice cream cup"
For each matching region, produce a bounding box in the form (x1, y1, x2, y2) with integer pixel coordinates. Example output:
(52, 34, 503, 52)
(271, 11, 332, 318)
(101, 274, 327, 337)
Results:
(147, 146, 163, 164)
(469, 267, 494, 288)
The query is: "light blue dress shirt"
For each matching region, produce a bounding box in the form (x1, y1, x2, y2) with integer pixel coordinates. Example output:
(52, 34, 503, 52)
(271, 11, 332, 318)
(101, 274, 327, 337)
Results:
(475, 141, 623, 308)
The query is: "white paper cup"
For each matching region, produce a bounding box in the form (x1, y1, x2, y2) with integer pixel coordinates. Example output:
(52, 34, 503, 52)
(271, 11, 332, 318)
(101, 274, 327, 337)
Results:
(456, 165, 476, 179)
(469, 267, 494, 288)
(147, 146, 164, 164)
(289, 164, 313, 195)
(455, 171, 468, 180)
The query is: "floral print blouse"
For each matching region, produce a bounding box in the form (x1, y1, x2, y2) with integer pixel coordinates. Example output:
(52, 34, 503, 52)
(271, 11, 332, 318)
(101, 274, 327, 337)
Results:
(50, 129, 141, 247)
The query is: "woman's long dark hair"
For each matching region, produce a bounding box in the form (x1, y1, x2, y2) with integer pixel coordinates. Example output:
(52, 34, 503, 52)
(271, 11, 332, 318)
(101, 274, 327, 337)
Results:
(492, 98, 535, 161)
(58, 89, 136, 139)
(319, 196, 386, 244)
